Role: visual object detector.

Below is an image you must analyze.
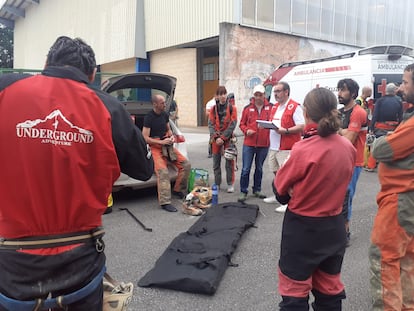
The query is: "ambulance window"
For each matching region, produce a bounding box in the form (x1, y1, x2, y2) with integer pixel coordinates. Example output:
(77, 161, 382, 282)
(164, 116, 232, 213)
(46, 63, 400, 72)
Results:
(359, 46, 387, 55)
(388, 46, 406, 55)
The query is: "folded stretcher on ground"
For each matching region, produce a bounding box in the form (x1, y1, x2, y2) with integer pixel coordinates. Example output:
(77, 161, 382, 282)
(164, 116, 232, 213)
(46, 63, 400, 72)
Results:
(138, 202, 259, 295)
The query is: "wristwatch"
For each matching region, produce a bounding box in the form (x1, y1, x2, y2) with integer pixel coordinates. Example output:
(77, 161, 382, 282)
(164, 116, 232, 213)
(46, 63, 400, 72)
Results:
(285, 128, 290, 134)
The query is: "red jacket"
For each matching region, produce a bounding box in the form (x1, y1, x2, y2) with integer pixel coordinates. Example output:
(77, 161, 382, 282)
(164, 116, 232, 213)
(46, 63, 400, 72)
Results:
(239, 98, 272, 147)
(275, 132, 356, 217)
(208, 101, 237, 141)
(270, 99, 302, 150)
(0, 67, 154, 250)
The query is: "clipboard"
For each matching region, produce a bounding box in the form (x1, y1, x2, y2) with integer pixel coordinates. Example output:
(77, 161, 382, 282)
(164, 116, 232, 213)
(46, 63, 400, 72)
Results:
(256, 120, 279, 129)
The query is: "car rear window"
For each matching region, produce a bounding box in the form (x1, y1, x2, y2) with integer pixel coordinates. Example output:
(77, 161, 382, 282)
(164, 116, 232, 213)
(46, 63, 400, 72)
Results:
(109, 87, 172, 130)
(109, 87, 170, 103)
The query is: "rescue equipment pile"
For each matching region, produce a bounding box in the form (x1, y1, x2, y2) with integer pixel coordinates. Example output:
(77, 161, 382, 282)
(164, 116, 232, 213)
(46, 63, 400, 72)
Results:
(182, 186, 212, 216)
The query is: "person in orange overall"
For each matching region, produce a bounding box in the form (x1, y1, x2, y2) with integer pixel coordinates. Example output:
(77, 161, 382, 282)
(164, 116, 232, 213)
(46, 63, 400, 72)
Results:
(142, 94, 191, 212)
(208, 85, 238, 193)
(369, 63, 414, 310)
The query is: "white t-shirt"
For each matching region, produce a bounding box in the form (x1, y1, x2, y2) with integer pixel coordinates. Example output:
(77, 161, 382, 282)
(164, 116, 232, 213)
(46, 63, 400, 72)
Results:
(206, 97, 216, 112)
(269, 100, 305, 151)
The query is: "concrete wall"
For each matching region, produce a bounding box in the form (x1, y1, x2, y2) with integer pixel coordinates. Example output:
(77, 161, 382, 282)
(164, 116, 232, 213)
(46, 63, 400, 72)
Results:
(150, 48, 198, 127)
(219, 23, 357, 115)
(100, 58, 137, 84)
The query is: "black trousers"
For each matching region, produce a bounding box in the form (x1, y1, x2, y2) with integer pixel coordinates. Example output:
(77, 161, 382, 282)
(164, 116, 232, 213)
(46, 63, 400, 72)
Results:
(279, 210, 347, 311)
(0, 243, 105, 310)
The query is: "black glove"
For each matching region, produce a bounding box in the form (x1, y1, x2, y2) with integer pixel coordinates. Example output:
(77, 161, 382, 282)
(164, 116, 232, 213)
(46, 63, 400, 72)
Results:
(272, 181, 291, 205)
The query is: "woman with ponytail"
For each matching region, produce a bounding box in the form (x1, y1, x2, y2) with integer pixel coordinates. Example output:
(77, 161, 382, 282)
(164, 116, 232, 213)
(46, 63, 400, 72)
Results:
(273, 88, 356, 310)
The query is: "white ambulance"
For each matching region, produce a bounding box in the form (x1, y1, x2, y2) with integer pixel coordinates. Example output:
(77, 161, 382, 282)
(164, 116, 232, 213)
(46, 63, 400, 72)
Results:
(264, 45, 414, 105)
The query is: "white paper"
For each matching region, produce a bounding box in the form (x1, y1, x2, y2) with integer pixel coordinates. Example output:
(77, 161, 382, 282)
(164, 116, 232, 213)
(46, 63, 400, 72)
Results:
(256, 120, 279, 129)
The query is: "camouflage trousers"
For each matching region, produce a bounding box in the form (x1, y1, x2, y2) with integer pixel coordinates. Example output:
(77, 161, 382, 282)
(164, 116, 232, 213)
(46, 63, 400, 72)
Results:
(369, 191, 414, 311)
(151, 145, 191, 205)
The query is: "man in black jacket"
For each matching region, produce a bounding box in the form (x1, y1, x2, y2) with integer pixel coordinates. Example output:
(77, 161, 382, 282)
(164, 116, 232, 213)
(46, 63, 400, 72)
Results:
(365, 83, 403, 171)
(370, 82, 403, 137)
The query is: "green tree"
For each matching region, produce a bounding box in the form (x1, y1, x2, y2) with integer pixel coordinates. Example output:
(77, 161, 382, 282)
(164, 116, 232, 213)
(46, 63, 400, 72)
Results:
(0, 26, 13, 68)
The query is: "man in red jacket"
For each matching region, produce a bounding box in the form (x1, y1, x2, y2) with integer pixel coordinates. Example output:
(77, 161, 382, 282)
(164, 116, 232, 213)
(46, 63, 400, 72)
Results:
(238, 84, 272, 202)
(0, 36, 153, 310)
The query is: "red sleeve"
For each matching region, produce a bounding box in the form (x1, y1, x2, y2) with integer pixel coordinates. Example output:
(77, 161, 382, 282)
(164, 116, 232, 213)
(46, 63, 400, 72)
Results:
(239, 106, 249, 134)
(348, 106, 367, 132)
(231, 105, 238, 122)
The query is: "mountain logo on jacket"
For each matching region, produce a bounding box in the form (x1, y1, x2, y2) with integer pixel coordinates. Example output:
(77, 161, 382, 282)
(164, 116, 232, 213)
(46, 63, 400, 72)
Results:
(16, 109, 94, 146)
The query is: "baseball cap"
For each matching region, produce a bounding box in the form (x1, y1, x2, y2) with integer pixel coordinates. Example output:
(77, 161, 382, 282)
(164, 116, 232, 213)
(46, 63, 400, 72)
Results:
(253, 84, 265, 94)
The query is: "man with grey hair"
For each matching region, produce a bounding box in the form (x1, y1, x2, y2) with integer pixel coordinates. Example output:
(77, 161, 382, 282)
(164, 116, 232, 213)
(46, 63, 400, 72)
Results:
(364, 82, 403, 172)
(263, 81, 305, 212)
(370, 82, 403, 137)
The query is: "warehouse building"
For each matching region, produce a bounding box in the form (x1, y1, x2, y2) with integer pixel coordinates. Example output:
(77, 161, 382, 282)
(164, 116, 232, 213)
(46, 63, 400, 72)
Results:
(1, 0, 413, 126)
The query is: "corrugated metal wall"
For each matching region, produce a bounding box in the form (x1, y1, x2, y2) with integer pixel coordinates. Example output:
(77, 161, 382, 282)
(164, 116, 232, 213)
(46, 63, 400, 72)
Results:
(144, 0, 235, 51)
(14, 0, 141, 69)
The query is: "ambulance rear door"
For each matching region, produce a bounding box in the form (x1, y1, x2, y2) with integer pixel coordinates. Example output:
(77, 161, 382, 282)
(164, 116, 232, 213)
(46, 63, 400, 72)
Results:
(371, 54, 414, 98)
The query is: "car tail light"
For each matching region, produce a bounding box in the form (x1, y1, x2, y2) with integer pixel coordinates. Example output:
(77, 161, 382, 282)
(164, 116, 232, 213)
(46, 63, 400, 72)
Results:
(175, 134, 186, 143)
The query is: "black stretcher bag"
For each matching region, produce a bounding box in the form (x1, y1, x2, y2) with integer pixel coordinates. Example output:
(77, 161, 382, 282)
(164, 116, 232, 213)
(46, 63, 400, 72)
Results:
(138, 202, 259, 295)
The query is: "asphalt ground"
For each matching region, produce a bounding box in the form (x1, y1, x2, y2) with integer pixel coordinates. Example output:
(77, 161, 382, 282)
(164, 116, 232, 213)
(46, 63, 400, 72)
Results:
(103, 127, 379, 310)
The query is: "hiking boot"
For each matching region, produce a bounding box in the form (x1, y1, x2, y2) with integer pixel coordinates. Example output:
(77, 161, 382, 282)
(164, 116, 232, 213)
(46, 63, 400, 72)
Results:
(275, 204, 287, 213)
(161, 204, 178, 212)
(227, 185, 235, 193)
(182, 203, 203, 216)
(263, 196, 277, 203)
(238, 192, 248, 202)
(172, 191, 186, 199)
(253, 192, 266, 199)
